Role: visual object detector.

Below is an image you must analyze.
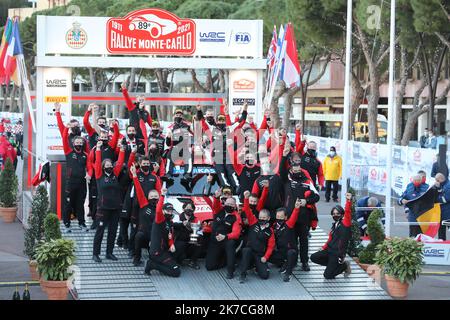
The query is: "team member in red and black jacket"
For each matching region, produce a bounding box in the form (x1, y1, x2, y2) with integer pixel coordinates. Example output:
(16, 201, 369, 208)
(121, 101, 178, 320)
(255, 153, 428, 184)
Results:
(148, 121, 166, 155)
(310, 193, 353, 279)
(205, 188, 242, 279)
(55, 102, 89, 153)
(144, 188, 181, 278)
(130, 164, 160, 266)
(83, 104, 108, 149)
(92, 142, 125, 263)
(86, 125, 119, 230)
(148, 142, 166, 177)
(61, 126, 89, 231)
(269, 200, 302, 282)
(252, 160, 283, 218)
(172, 200, 204, 270)
(280, 144, 320, 272)
(121, 81, 152, 147)
(238, 191, 275, 283)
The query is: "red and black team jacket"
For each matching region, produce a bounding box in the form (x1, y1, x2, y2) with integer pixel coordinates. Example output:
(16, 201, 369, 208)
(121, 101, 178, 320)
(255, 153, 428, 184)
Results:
(132, 175, 157, 236)
(322, 199, 352, 259)
(94, 148, 125, 211)
(242, 194, 275, 261)
(210, 196, 242, 243)
(272, 207, 300, 252)
(56, 111, 89, 153)
(295, 129, 325, 188)
(62, 127, 88, 184)
(149, 195, 175, 256)
(83, 110, 121, 150)
(252, 174, 283, 212)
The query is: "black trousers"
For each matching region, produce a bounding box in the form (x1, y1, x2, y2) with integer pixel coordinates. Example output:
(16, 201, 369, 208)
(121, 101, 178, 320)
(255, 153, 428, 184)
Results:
(239, 247, 270, 279)
(173, 240, 203, 263)
(205, 239, 237, 274)
(63, 181, 87, 226)
(409, 225, 421, 238)
(215, 164, 239, 192)
(88, 180, 97, 220)
(325, 180, 339, 201)
(93, 208, 120, 256)
(117, 185, 133, 246)
(310, 250, 347, 279)
(294, 222, 310, 264)
(134, 230, 150, 262)
(128, 223, 138, 253)
(147, 252, 181, 277)
(269, 248, 298, 276)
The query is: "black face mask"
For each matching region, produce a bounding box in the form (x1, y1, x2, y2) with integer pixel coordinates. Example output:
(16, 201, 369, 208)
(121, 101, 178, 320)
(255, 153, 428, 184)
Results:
(245, 160, 255, 167)
(104, 167, 113, 175)
(164, 214, 173, 220)
(276, 219, 285, 225)
(101, 140, 109, 146)
(152, 129, 159, 135)
(206, 117, 215, 125)
(217, 124, 226, 131)
(148, 199, 158, 207)
(72, 127, 81, 136)
(258, 219, 269, 226)
(184, 209, 194, 216)
(308, 149, 317, 157)
(332, 215, 342, 222)
(128, 134, 135, 140)
(140, 165, 150, 173)
(249, 204, 257, 210)
(98, 124, 106, 129)
(149, 148, 157, 154)
(175, 117, 182, 124)
(224, 205, 234, 213)
(74, 145, 82, 152)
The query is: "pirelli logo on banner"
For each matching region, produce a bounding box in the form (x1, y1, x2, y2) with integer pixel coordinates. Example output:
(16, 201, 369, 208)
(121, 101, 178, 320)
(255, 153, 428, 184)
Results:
(45, 96, 68, 103)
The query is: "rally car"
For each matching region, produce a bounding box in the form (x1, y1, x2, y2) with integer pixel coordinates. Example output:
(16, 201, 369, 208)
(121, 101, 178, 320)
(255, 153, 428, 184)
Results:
(128, 14, 177, 38)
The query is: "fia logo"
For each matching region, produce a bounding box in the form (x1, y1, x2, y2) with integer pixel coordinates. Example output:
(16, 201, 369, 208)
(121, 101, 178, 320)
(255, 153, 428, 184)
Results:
(235, 32, 251, 44)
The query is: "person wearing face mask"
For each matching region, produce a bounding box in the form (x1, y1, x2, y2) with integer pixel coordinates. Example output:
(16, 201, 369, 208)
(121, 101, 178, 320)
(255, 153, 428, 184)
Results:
(269, 203, 301, 282)
(280, 145, 320, 272)
(131, 163, 159, 266)
(121, 81, 153, 142)
(420, 128, 429, 148)
(148, 121, 166, 155)
(61, 128, 89, 232)
(55, 102, 89, 153)
(252, 161, 283, 218)
(172, 201, 204, 270)
(238, 192, 275, 283)
(148, 143, 166, 176)
(83, 104, 108, 149)
(228, 145, 261, 201)
(432, 173, 448, 240)
(144, 188, 181, 278)
(120, 125, 146, 162)
(323, 146, 342, 203)
(299, 141, 325, 192)
(310, 193, 353, 279)
(86, 126, 120, 229)
(92, 142, 125, 263)
(398, 174, 430, 237)
(205, 188, 242, 279)
(165, 109, 192, 177)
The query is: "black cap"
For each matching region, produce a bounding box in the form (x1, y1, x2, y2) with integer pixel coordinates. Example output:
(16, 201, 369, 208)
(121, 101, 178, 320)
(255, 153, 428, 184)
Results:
(163, 203, 174, 211)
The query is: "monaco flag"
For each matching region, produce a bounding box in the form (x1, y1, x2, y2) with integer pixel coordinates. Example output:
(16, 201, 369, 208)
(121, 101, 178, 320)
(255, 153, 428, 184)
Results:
(281, 23, 301, 88)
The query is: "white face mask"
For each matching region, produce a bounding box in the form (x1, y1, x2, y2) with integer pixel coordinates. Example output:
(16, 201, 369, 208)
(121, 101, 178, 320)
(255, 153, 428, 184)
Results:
(329, 151, 336, 157)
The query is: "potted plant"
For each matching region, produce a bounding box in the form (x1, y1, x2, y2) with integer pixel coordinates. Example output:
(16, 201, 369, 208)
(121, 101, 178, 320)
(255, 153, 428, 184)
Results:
(356, 209, 385, 273)
(24, 185, 50, 281)
(44, 213, 62, 241)
(375, 237, 424, 298)
(35, 238, 76, 300)
(0, 159, 18, 223)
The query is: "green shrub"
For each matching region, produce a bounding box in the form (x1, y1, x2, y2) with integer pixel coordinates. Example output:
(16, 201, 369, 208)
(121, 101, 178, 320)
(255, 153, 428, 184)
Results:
(375, 237, 424, 284)
(347, 187, 362, 257)
(358, 208, 385, 264)
(24, 186, 50, 260)
(0, 159, 18, 207)
(44, 213, 62, 241)
(35, 239, 75, 281)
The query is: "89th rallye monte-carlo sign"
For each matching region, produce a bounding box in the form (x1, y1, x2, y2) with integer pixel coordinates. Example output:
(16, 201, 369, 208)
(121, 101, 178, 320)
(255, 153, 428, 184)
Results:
(106, 9, 196, 55)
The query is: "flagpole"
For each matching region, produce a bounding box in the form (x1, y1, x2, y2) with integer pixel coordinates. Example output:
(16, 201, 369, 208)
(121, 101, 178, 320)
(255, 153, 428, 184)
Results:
(340, 0, 352, 207)
(18, 54, 35, 132)
(385, 0, 396, 237)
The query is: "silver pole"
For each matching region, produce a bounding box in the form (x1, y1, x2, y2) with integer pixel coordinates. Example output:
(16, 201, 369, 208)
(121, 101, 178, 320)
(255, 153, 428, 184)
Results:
(340, 0, 353, 207)
(385, 0, 396, 237)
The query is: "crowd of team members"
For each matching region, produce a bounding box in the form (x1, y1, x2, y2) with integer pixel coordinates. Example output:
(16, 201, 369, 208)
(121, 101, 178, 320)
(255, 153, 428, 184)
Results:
(55, 81, 353, 282)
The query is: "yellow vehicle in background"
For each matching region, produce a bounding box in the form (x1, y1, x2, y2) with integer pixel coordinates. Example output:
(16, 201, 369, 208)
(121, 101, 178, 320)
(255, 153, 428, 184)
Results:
(353, 114, 388, 143)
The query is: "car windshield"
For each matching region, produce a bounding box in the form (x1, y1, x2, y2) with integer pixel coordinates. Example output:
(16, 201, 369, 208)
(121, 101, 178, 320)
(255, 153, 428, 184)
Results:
(166, 166, 222, 196)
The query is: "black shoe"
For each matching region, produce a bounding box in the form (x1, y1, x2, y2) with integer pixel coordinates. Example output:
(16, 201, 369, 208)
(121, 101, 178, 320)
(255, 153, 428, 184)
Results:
(283, 273, 291, 282)
(144, 260, 153, 275)
(301, 263, 310, 271)
(239, 273, 246, 284)
(90, 222, 97, 230)
(325, 199, 330, 203)
(226, 271, 234, 279)
(79, 222, 87, 231)
(64, 223, 72, 233)
(128, 251, 134, 259)
(133, 258, 142, 266)
(116, 240, 123, 248)
(187, 260, 200, 270)
(105, 254, 118, 261)
(92, 255, 102, 263)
